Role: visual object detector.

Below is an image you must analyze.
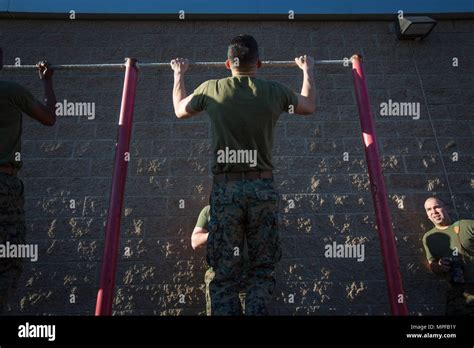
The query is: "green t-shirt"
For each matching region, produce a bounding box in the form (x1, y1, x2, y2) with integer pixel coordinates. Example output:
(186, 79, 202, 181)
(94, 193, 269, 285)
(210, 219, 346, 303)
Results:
(422, 219, 474, 282)
(190, 76, 298, 174)
(0, 81, 37, 169)
(195, 205, 211, 229)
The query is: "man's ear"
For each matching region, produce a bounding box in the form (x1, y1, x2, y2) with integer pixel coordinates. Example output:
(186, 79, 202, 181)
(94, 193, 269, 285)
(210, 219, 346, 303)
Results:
(256, 59, 262, 69)
(225, 59, 232, 70)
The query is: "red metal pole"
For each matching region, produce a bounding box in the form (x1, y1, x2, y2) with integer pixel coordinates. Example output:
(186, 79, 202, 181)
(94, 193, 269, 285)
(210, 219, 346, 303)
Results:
(351, 55, 409, 315)
(95, 58, 138, 316)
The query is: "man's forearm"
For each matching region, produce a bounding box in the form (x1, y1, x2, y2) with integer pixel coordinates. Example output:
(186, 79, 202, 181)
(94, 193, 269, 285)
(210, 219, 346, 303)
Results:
(300, 70, 315, 100)
(42, 79, 57, 115)
(173, 74, 187, 111)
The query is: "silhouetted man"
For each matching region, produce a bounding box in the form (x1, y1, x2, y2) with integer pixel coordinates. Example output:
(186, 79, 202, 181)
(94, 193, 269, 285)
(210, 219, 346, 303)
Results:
(0, 49, 57, 312)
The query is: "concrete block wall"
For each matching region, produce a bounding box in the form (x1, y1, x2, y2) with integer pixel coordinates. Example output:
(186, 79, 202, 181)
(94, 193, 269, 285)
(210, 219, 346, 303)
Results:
(0, 19, 473, 315)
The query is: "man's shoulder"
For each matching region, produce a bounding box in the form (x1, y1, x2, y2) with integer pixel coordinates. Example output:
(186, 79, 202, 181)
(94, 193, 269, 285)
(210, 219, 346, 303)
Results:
(266, 80, 296, 98)
(459, 219, 474, 226)
(257, 79, 286, 88)
(196, 78, 230, 93)
(210, 78, 231, 85)
(193, 79, 215, 93)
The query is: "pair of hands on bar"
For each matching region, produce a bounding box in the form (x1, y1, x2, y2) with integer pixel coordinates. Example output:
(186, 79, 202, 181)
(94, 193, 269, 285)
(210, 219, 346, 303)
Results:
(169, 55, 315, 74)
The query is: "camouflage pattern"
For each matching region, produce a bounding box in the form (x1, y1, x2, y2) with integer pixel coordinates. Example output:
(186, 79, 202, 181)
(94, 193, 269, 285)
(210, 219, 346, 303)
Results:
(207, 178, 281, 315)
(205, 267, 247, 315)
(446, 282, 474, 316)
(0, 173, 25, 313)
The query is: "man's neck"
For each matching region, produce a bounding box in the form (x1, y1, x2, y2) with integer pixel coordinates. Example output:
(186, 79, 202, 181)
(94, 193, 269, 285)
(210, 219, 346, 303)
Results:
(231, 68, 257, 77)
(435, 219, 453, 230)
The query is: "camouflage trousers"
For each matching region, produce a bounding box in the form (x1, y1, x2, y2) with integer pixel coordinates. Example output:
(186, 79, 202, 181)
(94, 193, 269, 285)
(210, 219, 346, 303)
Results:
(207, 178, 281, 315)
(446, 282, 474, 316)
(0, 173, 25, 313)
(205, 267, 247, 315)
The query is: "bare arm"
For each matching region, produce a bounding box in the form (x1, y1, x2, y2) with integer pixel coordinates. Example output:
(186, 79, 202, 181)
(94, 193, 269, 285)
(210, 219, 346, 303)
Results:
(26, 61, 57, 126)
(294, 55, 316, 115)
(191, 227, 209, 250)
(171, 58, 200, 119)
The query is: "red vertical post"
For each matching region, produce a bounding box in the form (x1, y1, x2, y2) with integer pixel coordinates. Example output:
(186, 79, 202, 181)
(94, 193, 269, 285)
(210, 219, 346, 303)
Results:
(351, 55, 408, 315)
(95, 58, 138, 316)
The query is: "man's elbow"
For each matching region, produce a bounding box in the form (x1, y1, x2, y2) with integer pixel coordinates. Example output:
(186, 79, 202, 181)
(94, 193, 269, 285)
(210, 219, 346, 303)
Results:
(173, 106, 182, 118)
(41, 113, 56, 126)
(176, 112, 189, 119)
(191, 236, 202, 250)
(176, 105, 198, 119)
(305, 104, 316, 115)
(298, 105, 316, 115)
(295, 99, 316, 115)
(191, 241, 203, 250)
(174, 107, 188, 119)
(305, 99, 316, 114)
(45, 115, 56, 126)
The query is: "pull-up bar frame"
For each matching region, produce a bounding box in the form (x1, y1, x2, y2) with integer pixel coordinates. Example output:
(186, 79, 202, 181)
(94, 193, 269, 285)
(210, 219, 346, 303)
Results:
(3, 56, 408, 316)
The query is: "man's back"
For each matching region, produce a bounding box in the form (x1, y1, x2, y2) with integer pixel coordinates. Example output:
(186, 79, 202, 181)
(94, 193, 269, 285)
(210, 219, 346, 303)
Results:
(191, 76, 297, 173)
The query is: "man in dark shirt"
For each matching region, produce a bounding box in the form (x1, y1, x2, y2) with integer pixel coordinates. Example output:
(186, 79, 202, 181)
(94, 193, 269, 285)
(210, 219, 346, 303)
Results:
(0, 48, 57, 312)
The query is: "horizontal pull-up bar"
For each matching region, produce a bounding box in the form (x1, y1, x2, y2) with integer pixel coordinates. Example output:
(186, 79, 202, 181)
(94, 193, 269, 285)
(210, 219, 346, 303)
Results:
(1, 59, 350, 71)
(141, 60, 349, 68)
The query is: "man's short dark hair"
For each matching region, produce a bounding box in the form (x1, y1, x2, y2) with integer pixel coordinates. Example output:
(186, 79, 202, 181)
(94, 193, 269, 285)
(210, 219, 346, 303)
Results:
(425, 196, 447, 207)
(227, 35, 259, 69)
